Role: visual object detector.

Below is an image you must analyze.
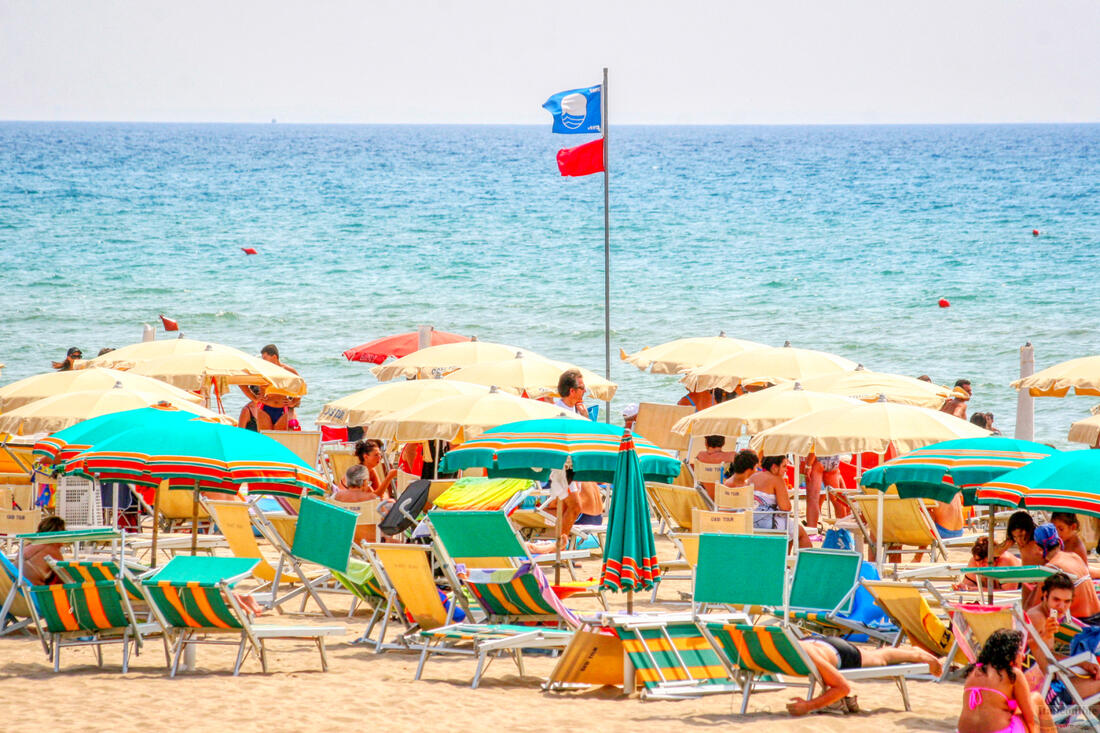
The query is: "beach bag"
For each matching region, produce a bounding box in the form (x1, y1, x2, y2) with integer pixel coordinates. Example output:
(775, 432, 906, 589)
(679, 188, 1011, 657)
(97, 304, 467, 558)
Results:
(822, 527, 855, 551)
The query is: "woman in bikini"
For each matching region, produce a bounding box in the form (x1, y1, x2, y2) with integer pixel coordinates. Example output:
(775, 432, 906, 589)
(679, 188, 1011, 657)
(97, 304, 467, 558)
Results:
(956, 628, 1053, 733)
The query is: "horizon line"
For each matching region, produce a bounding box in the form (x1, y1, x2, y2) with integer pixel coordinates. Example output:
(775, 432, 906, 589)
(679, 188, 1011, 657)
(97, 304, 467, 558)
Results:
(2, 119, 1100, 127)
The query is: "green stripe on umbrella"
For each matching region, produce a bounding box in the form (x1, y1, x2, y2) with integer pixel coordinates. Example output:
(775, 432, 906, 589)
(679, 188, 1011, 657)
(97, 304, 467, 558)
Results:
(600, 430, 661, 606)
(860, 436, 1056, 504)
(33, 406, 208, 464)
(441, 417, 680, 482)
(976, 450, 1100, 518)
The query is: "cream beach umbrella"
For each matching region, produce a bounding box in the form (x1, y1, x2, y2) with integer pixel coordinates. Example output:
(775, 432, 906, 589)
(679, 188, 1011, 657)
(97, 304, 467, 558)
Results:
(749, 397, 990, 457)
(442, 354, 618, 401)
(83, 338, 238, 371)
(1069, 415, 1100, 447)
(0, 367, 203, 412)
(366, 387, 585, 443)
(316, 380, 490, 427)
(681, 342, 858, 392)
(671, 386, 861, 437)
(620, 334, 767, 375)
(371, 341, 542, 381)
(0, 383, 231, 436)
(128, 345, 306, 397)
(768, 366, 953, 409)
(1012, 355, 1100, 397)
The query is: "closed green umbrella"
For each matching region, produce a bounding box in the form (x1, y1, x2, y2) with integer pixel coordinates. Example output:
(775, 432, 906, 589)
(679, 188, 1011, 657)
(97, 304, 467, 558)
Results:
(860, 436, 1056, 504)
(600, 430, 661, 612)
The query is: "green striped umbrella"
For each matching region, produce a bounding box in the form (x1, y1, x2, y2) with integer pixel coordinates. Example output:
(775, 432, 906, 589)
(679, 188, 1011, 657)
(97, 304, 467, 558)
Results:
(34, 405, 212, 464)
(440, 417, 680, 482)
(860, 436, 1056, 504)
(600, 430, 661, 610)
(976, 450, 1100, 518)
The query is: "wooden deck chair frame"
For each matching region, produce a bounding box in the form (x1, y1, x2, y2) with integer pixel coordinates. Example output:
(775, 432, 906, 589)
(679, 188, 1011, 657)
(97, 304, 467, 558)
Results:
(140, 556, 344, 677)
(703, 622, 927, 714)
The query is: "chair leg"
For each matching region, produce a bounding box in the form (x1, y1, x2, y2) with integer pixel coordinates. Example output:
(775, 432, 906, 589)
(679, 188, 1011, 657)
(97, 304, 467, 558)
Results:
(472, 650, 488, 689)
(122, 632, 131, 674)
(896, 676, 911, 711)
(259, 639, 269, 673)
(415, 642, 432, 680)
(317, 637, 329, 672)
(171, 631, 188, 677)
(233, 637, 249, 676)
(95, 639, 104, 668)
(512, 648, 525, 677)
(53, 635, 61, 673)
(740, 677, 752, 715)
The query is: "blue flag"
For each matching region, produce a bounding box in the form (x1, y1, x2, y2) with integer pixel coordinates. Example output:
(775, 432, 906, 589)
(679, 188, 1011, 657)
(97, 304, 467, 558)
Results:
(542, 85, 601, 134)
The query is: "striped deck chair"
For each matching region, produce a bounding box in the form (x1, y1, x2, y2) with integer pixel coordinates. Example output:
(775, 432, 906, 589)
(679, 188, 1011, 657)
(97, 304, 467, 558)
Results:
(29, 580, 163, 672)
(51, 559, 145, 602)
(1, 551, 40, 640)
(704, 623, 928, 714)
(430, 477, 534, 513)
(362, 543, 457, 653)
(861, 580, 965, 663)
(612, 619, 739, 699)
(141, 555, 345, 677)
(415, 510, 582, 688)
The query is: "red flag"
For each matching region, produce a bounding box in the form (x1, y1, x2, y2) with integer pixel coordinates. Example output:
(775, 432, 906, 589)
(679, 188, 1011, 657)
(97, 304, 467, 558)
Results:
(159, 314, 179, 332)
(556, 138, 604, 177)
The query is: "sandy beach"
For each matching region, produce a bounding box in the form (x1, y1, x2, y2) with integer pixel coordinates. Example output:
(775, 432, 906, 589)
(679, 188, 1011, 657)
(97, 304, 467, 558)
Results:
(0, 539, 964, 733)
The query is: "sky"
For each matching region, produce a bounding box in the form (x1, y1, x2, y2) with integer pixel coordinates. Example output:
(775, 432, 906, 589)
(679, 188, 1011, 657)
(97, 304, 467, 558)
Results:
(2, 0, 1099, 125)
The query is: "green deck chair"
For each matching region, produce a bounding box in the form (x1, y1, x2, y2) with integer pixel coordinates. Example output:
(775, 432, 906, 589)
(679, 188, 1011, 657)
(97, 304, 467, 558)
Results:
(29, 580, 162, 672)
(51, 559, 145, 602)
(141, 555, 345, 677)
(612, 620, 739, 699)
(415, 510, 580, 688)
(693, 533, 788, 615)
(705, 622, 927, 714)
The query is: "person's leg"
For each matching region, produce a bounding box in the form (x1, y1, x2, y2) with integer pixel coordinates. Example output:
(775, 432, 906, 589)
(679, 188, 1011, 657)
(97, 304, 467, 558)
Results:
(859, 646, 943, 677)
(1030, 691, 1056, 733)
(806, 479, 821, 531)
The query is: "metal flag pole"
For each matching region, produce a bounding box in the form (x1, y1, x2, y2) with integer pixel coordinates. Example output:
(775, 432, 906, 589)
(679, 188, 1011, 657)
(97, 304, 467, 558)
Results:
(602, 66, 611, 424)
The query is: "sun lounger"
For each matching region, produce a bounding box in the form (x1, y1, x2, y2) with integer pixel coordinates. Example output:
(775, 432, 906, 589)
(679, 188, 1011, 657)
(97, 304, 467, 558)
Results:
(430, 477, 534, 512)
(359, 543, 450, 652)
(845, 494, 949, 563)
(861, 579, 966, 666)
(141, 555, 345, 676)
(0, 551, 39, 639)
(703, 622, 928, 714)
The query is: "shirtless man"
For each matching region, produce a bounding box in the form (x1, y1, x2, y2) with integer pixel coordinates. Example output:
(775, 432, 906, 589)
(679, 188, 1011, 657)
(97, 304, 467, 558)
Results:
(21, 516, 67, 585)
(678, 388, 715, 412)
(695, 435, 737, 466)
(787, 636, 942, 716)
(929, 493, 966, 539)
(1026, 573, 1100, 698)
(940, 379, 972, 420)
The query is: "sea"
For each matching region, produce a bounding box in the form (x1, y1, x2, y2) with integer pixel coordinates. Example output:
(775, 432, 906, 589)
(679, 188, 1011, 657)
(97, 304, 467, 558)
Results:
(0, 122, 1097, 446)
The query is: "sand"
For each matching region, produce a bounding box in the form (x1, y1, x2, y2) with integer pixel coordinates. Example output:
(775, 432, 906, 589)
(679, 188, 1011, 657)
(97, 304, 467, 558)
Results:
(0, 535, 967, 733)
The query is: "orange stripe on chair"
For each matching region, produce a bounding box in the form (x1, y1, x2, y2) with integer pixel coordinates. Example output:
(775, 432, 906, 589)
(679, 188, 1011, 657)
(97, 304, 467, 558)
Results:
(724, 626, 761, 673)
(485, 583, 523, 616)
(754, 628, 798, 676)
(74, 565, 95, 582)
(49, 585, 80, 631)
(188, 582, 233, 629)
(158, 582, 201, 628)
(82, 584, 112, 629)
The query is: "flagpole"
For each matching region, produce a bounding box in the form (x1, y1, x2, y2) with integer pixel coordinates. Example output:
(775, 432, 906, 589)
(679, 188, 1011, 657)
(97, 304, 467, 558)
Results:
(602, 66, 611, 424)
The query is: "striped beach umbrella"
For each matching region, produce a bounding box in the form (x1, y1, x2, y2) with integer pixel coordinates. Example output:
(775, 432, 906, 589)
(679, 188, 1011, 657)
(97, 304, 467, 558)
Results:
(976, 450, 1100, 518)
(34, 405, 209, 464)
(860, 437, 1057, 504)
(440, 417, 681, 482)
(600, 430, 661, 607)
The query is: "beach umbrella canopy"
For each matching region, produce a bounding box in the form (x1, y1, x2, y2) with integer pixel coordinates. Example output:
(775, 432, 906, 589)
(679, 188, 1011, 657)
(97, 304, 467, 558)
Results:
(600, 430, 661, 599)
(1069, 414, 1100, 447)
(128, 345, 306, 397)
(0, 384, 230, 436)
(671, 385, 860, 437)
(442, 354, 618, 402)
(681, 343, 858, 392)
(620, 334, 766, 375)
(860, 437, 1057, 504)
(768, 367, 953, 409)
(33, 405, 209, 464)
(440, 417, 681, 482)
(1012, 356, 1100, 397)
(371, 341, 542, 381)
(84, 338, 238, 371)
(0, 367, 203, 412)
(342, 329, 470, 364)
(749, 398, 990, 457)
(976, 450, 1100, 518)
(316, 379, 490, 427)
(365, 388, 584, 443)
(60, 415, 326, 498)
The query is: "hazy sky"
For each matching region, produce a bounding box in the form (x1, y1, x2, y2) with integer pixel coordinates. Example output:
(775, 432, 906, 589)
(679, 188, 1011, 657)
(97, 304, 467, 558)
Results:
(2, 0, 1098, 124)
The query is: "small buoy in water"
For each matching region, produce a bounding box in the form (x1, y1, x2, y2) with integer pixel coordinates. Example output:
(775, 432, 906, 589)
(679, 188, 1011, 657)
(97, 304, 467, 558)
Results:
(159, 314, 179, 332)
(241, 247, 258, 255)
(938, 298, 950, 308)
(1032, 229, 1040, 237)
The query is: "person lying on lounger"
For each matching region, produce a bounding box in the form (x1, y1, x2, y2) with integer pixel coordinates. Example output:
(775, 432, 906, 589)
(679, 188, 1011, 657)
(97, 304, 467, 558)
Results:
(786, 636, 942, 716)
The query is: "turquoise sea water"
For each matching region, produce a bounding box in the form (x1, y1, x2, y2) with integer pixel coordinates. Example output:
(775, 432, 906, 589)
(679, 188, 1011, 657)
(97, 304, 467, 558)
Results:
(0, 122, 1097, 445)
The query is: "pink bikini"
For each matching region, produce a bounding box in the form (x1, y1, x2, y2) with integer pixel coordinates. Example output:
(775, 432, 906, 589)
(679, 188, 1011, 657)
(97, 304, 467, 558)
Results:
(960, 685, 1024, 733)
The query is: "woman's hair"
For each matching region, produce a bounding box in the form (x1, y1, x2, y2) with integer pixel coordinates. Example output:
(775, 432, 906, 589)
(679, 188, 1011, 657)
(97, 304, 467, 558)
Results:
(704, 435, 726, 449)
(970, 536, 990, 561)
(354, 440, 378, 461)
(971, 628, 1024, 682)
(760, 455, 785, 472)
(1006, 511, 1036, 542)
(37, 516, 66, 533)
(732, 450, 760, 474)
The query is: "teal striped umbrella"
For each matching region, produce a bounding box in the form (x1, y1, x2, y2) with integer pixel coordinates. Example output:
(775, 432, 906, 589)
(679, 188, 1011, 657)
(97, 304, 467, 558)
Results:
(600, 430, 661, 609)
(34, 405, 213, 464)
(860, 436, 1056, 504)
(440, 417, 680, 482)
(976, 450, 1100, 518)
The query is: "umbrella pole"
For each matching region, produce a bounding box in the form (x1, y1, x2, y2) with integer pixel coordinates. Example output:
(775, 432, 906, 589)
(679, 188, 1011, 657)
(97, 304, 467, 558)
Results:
(791, 455, 801, 556)
(988, 508, 996, 604)
(191, 481, 199, 556)
(554, 499, 563, 585)
(151, 482, 161, 569)
(627, 589, 633, 614)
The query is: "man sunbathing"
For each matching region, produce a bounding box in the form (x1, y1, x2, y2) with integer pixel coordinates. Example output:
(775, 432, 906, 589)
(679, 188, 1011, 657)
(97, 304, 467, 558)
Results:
(786, 636, 942, 716)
